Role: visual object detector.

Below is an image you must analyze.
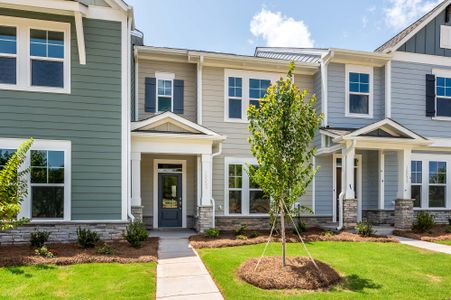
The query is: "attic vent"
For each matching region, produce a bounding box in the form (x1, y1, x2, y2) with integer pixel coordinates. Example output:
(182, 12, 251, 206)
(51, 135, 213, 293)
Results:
(440, 25, 451, 49)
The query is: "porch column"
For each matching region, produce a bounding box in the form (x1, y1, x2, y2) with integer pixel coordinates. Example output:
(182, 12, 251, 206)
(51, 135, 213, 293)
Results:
(131, 152, 143, 221)
(378, 150, 385, 209)
(342, 141, 357, 229)
(198, 154, 214, 232)
(395, 149, 414, 230)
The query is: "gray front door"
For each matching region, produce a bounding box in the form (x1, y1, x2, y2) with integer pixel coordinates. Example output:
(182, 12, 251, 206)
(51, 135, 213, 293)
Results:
(158, 173, 182, 227)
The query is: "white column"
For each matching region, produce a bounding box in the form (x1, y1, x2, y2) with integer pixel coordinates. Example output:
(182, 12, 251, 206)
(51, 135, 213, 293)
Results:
(201, 154, 213, 206)
(397, 149, 412, 199)
(342, 141, 355, 199)
(378, 150, 385, 209)
(131, 152, 141, 206)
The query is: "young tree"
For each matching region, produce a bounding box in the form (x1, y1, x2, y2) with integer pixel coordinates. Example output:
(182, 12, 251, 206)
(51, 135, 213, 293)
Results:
(247, 62, 322, 267)
(0, 138, 33, 230)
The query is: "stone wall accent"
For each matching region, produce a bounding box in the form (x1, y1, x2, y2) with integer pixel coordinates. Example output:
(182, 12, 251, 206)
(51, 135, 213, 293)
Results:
(414, 210, 451, 224)
(363, 210, 395, 225)
(131, 206, 144, 221)
(395, 199, 414, 230)
(0, 222, 128, 245)
(215, 216, 333, 231)
(343, 199, 358, 229)
(197, 206, 214, 232)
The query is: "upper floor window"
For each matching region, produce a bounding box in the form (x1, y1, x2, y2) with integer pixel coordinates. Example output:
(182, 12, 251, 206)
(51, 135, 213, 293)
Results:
(0, 16, 70, 93)
(435, 76, 451, 117)
(225, 70, 279, 122)
(0, 148, 15, 171)
(157, 79, 173, 112)
(345, 65, 373, 118)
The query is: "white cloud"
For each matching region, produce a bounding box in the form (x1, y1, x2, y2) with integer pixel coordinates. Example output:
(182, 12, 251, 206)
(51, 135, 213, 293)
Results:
(384, 0, 441, 30)
(362, 16, 369, 28)
(250, 8, 314, 47)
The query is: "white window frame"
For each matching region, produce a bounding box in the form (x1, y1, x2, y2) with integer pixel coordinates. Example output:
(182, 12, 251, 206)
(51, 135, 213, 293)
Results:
(224, 157, 269, 216)
(155, 72, 174, 113)
(0, 24, 18, 86)
(432, 69, 451, 121)
(0, 15, 71, 94)
(411, 153, 451, 210)
(224, 69, 281, 123)
(0, 137, 71, 222)
(345, 64, 373, 119)
(410, 160, 422, 208)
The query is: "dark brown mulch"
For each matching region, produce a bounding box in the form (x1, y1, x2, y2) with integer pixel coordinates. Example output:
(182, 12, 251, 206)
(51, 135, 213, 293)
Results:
(0, 237, 159, 267)
(238, 256, 341, 290)
(190, 228, 397, 249)
(394, 225, 451, 242)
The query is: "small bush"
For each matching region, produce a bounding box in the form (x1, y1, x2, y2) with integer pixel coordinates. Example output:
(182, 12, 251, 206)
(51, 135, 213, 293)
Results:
(322, 230, 335, 237)
(205, 228, 220, 238)
(235, 234, 247, 240)
(96, 242, 114, 255)
(249, 231, 258, 238)
(356, 220, 374, 237)
(293, 219, 307, 234)
(448, 218, 451, 226)
(30, 231, 50, 248)
(413, 212, 435, 232)
(77, 227, 100, 248)
(34, 246, 54, 258)
(123, 221, 148, 248)
(234, 224, 247, 236)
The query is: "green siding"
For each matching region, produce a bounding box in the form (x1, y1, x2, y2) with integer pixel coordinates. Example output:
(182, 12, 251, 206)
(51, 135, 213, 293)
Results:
(0, 9, 123, 220)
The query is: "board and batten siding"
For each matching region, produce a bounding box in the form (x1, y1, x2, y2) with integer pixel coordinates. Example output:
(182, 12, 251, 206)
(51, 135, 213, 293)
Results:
(0, 9, 123, 220)
(327, 63, 385, 128)
(137, 59, 197, 122)
(201, 66, 315, 215)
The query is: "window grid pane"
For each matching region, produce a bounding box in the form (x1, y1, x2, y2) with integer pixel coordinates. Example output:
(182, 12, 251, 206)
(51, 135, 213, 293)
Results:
(228, 77, 242, 98)
(30, 29, 64, 59)
(436, 77, 451, 97)
(0, 148, 15, 171)
(349, 72, 370, 94)
(0, 25, 17, 55)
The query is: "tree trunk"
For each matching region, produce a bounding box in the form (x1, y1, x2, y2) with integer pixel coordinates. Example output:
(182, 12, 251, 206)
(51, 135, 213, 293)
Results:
(280, 202, 286, 268)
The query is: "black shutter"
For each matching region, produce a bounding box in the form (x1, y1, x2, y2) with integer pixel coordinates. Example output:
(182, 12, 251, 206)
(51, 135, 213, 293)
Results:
(426, 74, 436, 117)
(145, 77, 156, 112)
(173, 79, 184, 114)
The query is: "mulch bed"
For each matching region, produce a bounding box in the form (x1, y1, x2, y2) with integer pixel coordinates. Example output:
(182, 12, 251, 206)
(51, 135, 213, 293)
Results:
(393, 225, 451, 242)
(0, 237, 159, 267)
(238, 256, 341, 290)
(190, 228, 397, 249)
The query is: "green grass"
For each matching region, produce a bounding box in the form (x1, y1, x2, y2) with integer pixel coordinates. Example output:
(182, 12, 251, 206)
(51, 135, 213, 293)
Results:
(198, 242, 451, 300)
(0, 262, 156, 300)
(435, 240, 451, 245)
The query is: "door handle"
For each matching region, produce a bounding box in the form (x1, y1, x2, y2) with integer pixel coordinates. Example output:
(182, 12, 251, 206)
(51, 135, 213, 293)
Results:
(179, 198, 182, 209)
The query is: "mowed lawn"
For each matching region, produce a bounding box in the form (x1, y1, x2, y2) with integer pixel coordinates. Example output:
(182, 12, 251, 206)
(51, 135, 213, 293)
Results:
(436, 240, 451, 245)
(198, 242, 451, 300)
(0, 262, 156, 300)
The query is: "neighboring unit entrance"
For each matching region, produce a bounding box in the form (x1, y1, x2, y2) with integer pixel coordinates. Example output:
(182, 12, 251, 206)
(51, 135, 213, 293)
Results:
(158, 164, 183, 227)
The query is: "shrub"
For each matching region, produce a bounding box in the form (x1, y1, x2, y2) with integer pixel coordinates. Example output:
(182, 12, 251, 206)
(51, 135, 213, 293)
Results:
(96, 242, 114, 255)
(235, 234, 247, 240)
(234, 224, 247, 236)
(446, 226, 451, 233)
(123, 221, 148, 248)
(322, 230, 335, 237)
(356, 220, 374, 237)
(448, 217, 451, 226)
(205, 228, 220, 238)
(34, 246, 54, 258)
(30, 230, 50, 248)
(77, 227, 100, 248)
(413, 212, 435, 232)
(293, 219, 307, 234)
(249, 231, 258, 238)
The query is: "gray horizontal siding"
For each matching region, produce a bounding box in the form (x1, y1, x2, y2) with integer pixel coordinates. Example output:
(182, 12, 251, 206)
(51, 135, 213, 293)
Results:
(315, 155, 332, 215)
(0, 9, 123, 220)
(384, 151, 398, 209)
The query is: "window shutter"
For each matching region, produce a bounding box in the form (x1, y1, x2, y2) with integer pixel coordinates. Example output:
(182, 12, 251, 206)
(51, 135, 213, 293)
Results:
(426, 74, 436, 117)
(173, 79, 184, 114)
(145, 77, 156, 112)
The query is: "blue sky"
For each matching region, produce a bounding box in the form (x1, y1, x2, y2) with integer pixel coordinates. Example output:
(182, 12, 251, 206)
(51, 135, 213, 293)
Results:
(126, 0, 441, 55)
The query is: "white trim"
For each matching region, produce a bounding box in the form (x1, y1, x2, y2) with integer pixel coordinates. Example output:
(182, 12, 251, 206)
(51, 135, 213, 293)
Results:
(320, 57, 329, 126)
(155, 72, 175, 80)
(312, 156, 316, 214)
(385, 61, 391, 118)
(134, 49, 139, 121)
(393, 51, 451, 67)
(121, 16, 130, 221)
(197, 56, 204, 125)
(74, 12, 86, 65)
(152, 159, 187, 229)
(345, 64, 373, 119)
(0, 15, 71, 94)
(378, 150, 385, 209)
(0, 137, 71, 221)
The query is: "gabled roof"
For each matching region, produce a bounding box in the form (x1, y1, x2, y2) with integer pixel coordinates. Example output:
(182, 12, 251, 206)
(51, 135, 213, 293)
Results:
(375, 0, 450, 53)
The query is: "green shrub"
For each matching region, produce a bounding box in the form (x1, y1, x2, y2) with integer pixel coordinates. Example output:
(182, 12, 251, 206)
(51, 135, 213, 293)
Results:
(448, 218, 451, 226)
(322, 230, 335, 237)
(76, 227, 100, 248)
(356, 220, 375, 237)
(235, 234, 247, 240)
(413, 212, 435, 232)
(30, 230, 50, 248)
(205, 228, 220, 238)
(96, 242, 114, 255)
(249, 231, 258, 238)
(445, 226, 451, 233)
(123, 221, 148, 248)
(34, 246, 54, 258)
(234, 224, 247, 236)
(293, 219, 307, 234)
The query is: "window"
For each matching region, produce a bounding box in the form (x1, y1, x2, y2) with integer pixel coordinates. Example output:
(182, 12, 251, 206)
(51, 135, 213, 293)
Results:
(228, 77, 242, 119)
(411, 161, 422, 208)
(228, 164, 242, 214)
(31, 150, 65, 219)
(157, 79, 172, 112)
(435, 76, 451, 117)
(0, 148, 15, 171)
(249, 166, 270, 214)
(346, 65, 373, 118)
(249, 79, 270, 109)
(0, 25, 16, 85)
(0, 16, 70, 93)
(428, 161, 446, 208)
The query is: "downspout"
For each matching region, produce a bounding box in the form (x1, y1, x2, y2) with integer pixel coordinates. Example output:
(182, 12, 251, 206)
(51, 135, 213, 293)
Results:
(197, 55, 204, 125)
(209, 142, 223, 228)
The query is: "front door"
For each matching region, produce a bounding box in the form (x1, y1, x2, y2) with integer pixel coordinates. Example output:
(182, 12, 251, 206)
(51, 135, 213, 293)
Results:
(158, 173, 182, 227)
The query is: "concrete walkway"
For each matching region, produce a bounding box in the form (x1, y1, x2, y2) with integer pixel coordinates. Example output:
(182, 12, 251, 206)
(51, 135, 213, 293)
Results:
(152, 230, 224, 300)
(394, 236, 451, 254)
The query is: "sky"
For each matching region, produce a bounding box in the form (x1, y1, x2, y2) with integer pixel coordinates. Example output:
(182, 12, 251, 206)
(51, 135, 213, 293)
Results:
(126, 0, 442, 55)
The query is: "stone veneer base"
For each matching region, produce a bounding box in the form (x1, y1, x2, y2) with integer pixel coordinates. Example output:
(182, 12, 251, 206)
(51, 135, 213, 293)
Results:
(364, 209, 451, 225)
(215, 216, 333, 231)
